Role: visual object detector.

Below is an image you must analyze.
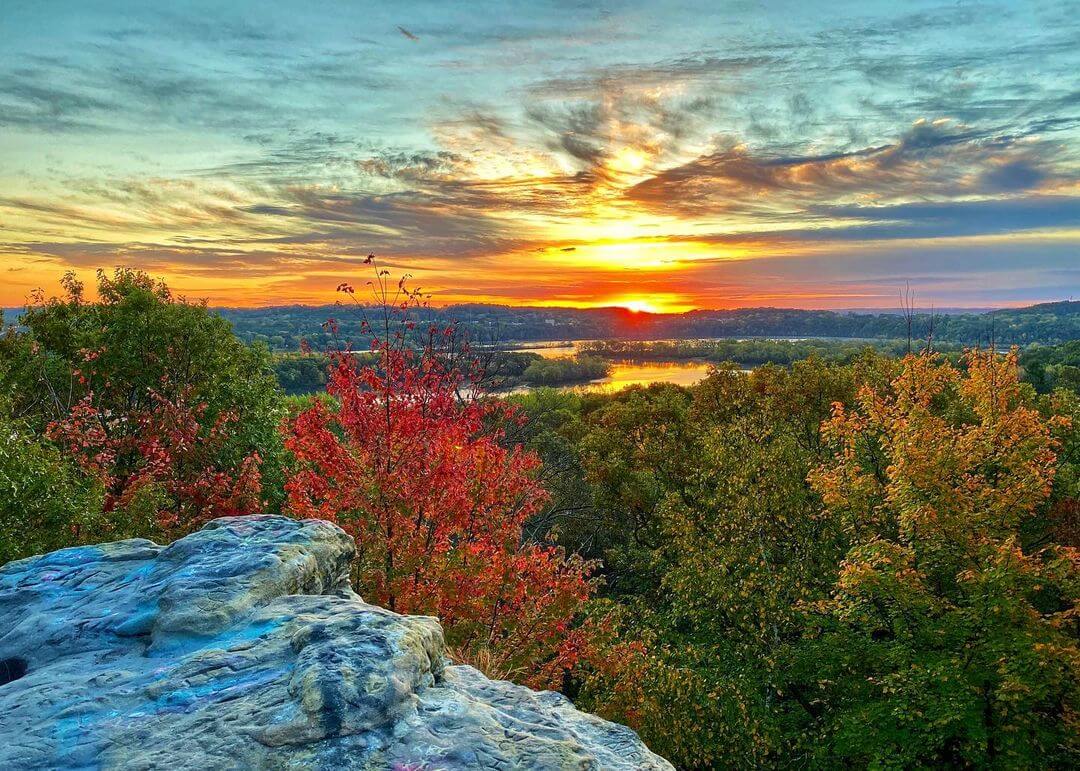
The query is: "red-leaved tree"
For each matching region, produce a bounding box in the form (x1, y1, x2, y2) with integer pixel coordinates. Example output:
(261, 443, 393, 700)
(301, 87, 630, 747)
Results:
(283, 259, 595, 687)
(48, 370, 263, 539)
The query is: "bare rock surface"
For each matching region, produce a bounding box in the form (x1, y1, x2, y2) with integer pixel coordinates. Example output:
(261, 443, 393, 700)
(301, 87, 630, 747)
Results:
(0, 515, 671, 770)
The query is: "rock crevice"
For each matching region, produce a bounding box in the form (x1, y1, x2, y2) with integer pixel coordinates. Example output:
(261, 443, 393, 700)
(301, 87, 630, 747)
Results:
(0, 515, 671, 770)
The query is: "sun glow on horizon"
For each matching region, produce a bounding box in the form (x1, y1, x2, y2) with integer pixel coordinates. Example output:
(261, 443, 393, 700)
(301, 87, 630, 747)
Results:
(618, 299, 661, 313)
(605, 295, 697, 314)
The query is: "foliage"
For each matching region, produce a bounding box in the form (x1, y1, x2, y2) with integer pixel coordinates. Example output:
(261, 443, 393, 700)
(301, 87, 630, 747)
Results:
(271, 352, 331, 395)
(48, 382, 265, 539)
(554, 351, 1079, 768)
(570, 361, 864, 767)
(0, 413, 105, 563)
(0, 269, 282, 541)
(520, 355, 610, 386)
(1022, 340, 1080, 394)
(793, 350, 1079, 768)
(504, 387, 605, 549)
(1039, 388, 1080, 550)
(282, 265, 596, 688)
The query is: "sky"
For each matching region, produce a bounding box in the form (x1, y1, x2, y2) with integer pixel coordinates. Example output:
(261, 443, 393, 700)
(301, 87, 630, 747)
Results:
(1, 0, 1079, 311)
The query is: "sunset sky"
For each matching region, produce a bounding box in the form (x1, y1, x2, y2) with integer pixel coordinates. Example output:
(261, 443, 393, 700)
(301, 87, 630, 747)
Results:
(2, 0, 1079, 310)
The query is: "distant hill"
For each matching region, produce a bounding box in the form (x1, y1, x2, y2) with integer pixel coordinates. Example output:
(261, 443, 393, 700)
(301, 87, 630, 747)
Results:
(211, 301, 1080, 352)
(7, 299, 1076, 350)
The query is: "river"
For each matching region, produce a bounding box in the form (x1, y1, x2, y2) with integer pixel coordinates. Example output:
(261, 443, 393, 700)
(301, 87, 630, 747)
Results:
(574, 360, 713, 393)
(504, 339, 753, 393)
(500, 360, 713, 394)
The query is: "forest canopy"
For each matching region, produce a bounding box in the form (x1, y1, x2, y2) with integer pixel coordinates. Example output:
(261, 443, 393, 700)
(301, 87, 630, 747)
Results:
(1, 269, 1077, 769)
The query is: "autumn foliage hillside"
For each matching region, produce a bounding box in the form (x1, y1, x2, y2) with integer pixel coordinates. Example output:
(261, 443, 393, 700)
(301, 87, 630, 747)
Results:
(1, 266, 1077, 769)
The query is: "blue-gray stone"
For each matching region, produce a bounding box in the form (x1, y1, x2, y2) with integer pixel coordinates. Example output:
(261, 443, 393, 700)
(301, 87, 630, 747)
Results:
(0, 515, 672, 770)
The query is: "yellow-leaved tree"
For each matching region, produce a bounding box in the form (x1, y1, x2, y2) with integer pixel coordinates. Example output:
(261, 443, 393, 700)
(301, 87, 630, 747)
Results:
(794, 350, 1079, 768)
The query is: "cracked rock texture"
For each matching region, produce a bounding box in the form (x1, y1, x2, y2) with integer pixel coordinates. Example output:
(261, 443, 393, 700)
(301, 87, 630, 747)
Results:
(0, 515, 672, 770)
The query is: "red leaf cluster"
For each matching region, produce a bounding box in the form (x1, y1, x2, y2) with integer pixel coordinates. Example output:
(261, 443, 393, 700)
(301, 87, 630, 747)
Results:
(47, 365, 263, 538)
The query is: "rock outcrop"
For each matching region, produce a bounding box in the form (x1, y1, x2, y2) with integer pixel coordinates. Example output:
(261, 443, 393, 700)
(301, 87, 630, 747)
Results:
(0, 515, 671, 770)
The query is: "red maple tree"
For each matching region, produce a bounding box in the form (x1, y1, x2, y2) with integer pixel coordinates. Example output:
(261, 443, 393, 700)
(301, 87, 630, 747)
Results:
(283, 261, 596, 686)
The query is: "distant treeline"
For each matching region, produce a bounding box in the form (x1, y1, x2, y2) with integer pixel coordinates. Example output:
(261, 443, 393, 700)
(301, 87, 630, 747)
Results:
(215, 300, 1080, 352)
(577, 338, 962, 365)
(1020, 339, 1080, 393)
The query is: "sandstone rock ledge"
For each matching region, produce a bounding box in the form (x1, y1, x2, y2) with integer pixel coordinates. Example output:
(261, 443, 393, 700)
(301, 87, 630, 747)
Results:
(0, 515, 672, 770)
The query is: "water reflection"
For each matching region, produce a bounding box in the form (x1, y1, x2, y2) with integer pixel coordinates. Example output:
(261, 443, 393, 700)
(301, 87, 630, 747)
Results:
(501, 359, 714, 395)
(587, 360, 712, 392)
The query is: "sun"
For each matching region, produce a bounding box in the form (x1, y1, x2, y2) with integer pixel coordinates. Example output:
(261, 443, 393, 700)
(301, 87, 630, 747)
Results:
(609, 147, 650, 174)
(595, 294, 697, 314)
(618, 299, 661, 314)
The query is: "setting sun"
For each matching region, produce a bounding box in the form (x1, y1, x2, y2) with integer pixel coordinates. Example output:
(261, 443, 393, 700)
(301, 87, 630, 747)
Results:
(604, 294, 697, 314)
(619, 299, 658, 313)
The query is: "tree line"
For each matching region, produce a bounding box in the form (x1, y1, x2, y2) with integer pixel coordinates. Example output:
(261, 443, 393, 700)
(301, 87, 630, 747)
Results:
(188, 299, 1080, 352)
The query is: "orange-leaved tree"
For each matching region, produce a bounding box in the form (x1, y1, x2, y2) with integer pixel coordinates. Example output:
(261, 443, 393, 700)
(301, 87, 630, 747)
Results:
(283, 259, 595, 687)
(794, 350, 1079, 768)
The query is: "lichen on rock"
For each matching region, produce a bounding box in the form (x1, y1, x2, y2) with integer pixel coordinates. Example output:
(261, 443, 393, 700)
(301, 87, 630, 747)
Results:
(0, 515, 672, 770)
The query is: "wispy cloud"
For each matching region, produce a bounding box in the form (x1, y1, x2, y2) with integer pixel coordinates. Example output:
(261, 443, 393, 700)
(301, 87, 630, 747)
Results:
(1, 0, 1078, 308)
(626, 120, 1075, 215)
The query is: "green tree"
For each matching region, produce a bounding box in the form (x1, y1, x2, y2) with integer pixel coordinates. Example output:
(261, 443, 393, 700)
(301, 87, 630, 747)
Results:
(1021, 341, 1080, 394)
(0, 269, 286, 541)
(0, 413, 104, 563)
(506, 388, 595, 545)
(574, 360, 863, 767)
